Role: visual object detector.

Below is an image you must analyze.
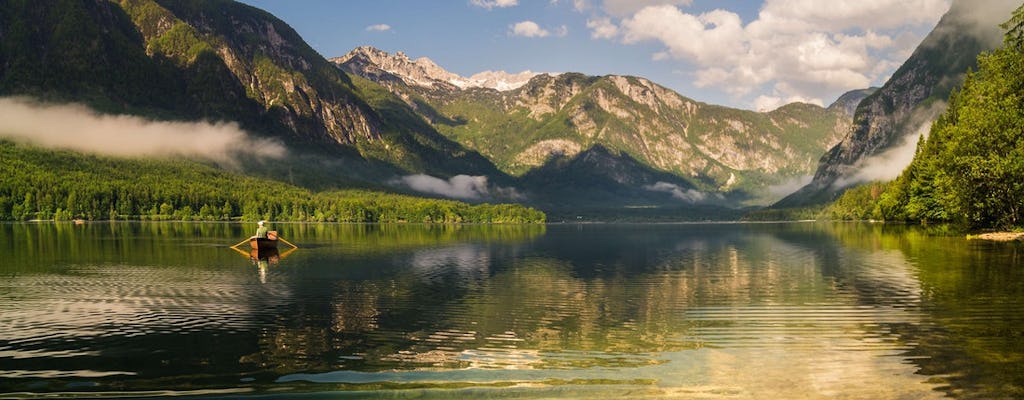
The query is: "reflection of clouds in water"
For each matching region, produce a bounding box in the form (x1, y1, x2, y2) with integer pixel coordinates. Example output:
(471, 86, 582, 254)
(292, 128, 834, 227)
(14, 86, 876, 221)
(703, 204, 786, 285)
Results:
(650, 346, 946, 399)
(409, 244, 491, 281)
(0, 265, 291, 353)
(838, 248, 924, 304)
(662, 233, 936, 399)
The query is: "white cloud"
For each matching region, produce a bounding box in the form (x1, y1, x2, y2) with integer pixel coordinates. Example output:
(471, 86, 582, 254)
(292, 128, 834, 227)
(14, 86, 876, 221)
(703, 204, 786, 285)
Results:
(833, 101, 947, 188)
(586, 17, 619, 39)
(643, 181, 707, 203)
(398, 174, 491, 200)
(756, 0, 951, 32)
(365, 24, 391, 32)
(593, 0, 951, 110)
(470, 0, 518, 10)
(552, 0, 590, 12)
(511, 21, 565, 38)
(0, 97, 285, 166)
(511, 21, 547, 37)
(768, 175, 814, 198)
(833, 128, 921, 188)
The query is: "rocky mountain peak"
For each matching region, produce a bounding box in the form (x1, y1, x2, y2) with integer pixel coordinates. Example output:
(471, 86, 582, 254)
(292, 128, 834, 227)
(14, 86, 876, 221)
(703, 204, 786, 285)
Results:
(333, 46, 543, 91)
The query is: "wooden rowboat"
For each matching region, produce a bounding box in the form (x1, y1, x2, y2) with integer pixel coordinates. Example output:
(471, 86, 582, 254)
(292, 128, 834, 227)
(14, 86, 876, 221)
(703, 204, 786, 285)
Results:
(250, 230, 279, 250)
(229, 230, 296, 263)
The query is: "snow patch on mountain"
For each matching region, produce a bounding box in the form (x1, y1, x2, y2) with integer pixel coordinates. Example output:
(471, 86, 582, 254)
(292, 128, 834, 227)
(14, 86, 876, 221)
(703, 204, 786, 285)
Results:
(333, 46, 544, 91)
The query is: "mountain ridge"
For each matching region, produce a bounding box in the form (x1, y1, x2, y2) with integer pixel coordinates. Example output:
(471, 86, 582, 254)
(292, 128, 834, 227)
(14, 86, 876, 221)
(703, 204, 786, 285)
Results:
(336, 46, 858, 204)
(4, 0, 967, 216)
(332, 46, 542, 92)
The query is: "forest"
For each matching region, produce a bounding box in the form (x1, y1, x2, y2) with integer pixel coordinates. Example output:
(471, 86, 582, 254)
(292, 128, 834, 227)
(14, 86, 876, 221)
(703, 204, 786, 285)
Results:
(0, 140, 546, 224)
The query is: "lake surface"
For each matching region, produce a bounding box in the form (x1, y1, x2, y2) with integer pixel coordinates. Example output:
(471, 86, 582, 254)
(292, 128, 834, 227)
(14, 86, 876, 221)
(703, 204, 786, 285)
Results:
(1, 222, 1022, 399)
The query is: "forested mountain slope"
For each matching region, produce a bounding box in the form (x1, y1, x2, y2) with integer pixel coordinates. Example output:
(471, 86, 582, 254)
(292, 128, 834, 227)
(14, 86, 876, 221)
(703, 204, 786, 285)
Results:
(827, 5, 1024, 229)
(776, 0, 1018, 207)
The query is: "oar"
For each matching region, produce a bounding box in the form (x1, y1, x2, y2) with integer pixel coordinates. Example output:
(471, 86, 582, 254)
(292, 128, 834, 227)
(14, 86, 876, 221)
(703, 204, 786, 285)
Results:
(229, 237, 251, 250)
(278, 236, 298, 249)
(229, 246, 251, 257)
(279, 247, 299, 259)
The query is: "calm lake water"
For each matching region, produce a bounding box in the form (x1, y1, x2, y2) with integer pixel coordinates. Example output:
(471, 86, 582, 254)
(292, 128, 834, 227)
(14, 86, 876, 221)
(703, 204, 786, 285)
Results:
(1, 222, 1022, 399)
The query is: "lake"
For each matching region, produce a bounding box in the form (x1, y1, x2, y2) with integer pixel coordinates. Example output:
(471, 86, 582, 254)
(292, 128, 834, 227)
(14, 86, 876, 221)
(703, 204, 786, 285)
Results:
(1, 222, 1022, 399)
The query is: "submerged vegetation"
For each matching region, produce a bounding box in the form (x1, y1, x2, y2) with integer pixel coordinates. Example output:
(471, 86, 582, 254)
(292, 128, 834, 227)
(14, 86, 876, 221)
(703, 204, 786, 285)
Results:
(0, 141, 545, 223)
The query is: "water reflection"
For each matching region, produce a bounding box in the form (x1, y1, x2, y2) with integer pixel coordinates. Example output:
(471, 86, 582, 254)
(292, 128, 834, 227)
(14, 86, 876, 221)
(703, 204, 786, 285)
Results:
(0, 222, 1021, 398)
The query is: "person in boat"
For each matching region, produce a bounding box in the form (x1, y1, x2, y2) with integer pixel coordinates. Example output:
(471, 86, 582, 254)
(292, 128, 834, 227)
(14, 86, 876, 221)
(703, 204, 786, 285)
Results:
(255, 220, 268, 239)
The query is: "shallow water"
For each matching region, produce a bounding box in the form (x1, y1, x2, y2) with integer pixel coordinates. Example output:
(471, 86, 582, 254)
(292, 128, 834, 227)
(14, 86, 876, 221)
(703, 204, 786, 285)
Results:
(1, 222, 1022, 398)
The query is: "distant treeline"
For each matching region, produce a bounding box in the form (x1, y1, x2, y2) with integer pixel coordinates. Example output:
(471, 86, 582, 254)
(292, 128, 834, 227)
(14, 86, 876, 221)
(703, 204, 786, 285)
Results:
(0, 141, 545, 224)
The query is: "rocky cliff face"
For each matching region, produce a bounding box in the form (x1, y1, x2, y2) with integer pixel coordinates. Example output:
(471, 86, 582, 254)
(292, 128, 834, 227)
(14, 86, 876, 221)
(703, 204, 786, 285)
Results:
(338, 47, 853, 204)
(122, 0, 382, 146)
(826, 88, 878, 118)
(775, 0, 1018, 207)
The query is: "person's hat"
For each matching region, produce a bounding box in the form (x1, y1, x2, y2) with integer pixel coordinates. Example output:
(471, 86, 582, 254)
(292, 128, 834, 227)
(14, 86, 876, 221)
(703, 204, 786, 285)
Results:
(258, 220, 265, 225)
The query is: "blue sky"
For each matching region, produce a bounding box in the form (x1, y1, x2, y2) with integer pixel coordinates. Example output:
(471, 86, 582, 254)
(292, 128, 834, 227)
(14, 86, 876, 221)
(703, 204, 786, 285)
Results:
(237, 0, 952, 111)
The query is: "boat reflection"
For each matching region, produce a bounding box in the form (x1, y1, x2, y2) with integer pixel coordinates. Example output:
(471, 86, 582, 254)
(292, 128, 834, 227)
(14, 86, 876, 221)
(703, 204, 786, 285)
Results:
(229, 243, 298, 283)
(250, 247, 281, 264)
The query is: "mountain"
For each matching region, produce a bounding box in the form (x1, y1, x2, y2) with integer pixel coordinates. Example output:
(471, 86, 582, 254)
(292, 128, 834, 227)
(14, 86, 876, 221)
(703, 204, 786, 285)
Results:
(331, 46, 539, 92)
(0, 0, 912, 217)
(775, 0, 1019, 208)
(335, 47, 855, 205)
(824, 4, 1024, 229)
(0, 0, 499, 183)
(826, 88, 878, 117)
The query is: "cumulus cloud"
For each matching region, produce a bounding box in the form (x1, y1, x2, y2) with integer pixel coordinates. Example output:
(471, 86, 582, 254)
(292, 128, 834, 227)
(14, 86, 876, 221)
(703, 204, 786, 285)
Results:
(510, 21, 567, 38)
(470, 0, 518, 10)
(591, 0, 951, 109)
(586, 17, 619, 39)
(0, 97, 285, 166)
(644, 181, 707, 203)
(365, 24, 391, 32)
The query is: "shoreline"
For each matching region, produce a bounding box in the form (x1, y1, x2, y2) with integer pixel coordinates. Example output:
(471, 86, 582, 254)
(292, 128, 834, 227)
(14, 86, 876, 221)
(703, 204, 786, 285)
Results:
(966, 232, 1024, 241)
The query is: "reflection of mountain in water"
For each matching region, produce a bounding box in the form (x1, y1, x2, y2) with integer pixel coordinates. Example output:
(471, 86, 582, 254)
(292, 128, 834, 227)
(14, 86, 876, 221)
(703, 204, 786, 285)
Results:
(2, 223, 1022, 397)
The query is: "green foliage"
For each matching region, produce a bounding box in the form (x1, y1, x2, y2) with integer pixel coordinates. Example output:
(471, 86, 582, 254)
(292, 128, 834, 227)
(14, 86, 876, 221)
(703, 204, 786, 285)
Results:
(894, 44, 1024, 228)
(822, 182, 888, 220)
(1001, 3, 1024, 51)
(742, 206, 825, 222)
(836, 18, 1024, 229)
(0, 141, 544, 224)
